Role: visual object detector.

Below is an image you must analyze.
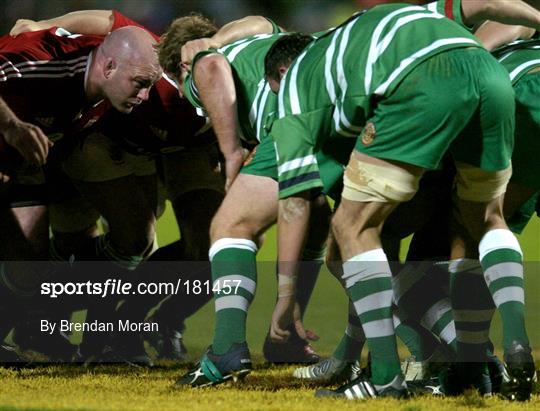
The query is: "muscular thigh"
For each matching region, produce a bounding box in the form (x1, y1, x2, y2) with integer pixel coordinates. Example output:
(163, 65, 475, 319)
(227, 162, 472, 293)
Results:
(211, 173, 278, 241)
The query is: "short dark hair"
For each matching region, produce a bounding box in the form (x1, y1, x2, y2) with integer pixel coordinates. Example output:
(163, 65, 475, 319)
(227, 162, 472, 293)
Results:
(264, 33, 313, 81)
(157, 13, 218, 79)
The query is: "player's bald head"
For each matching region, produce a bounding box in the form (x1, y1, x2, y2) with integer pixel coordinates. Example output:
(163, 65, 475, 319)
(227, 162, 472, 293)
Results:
(92, 26, 162, 113)
(100, 26, 161, 75)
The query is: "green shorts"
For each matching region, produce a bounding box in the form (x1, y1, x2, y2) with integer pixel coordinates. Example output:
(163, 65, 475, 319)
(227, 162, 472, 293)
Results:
(318, 138, 355, 200)
(355, 48, 515, 171)
(509, 72, 540, 190)
(240, 136, 278, 179)
(242, 134, 353, 199)
(507, 191, 540, 234)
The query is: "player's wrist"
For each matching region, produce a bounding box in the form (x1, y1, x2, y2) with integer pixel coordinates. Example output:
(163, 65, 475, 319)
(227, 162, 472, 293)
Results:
(1, 116, 22, 140)
(277, 274, 297, 298)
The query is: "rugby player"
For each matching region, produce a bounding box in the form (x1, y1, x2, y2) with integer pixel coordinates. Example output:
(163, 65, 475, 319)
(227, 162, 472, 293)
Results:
(291, 0, 540, 397)
(264, 2, 537, 399)
(158, 15, 333, 386)
(0, 22, 160, 364)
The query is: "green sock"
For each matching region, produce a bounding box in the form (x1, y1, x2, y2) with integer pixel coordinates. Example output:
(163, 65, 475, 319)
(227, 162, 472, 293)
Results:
(343, 249, 401, 385)
(333, 302, 365, 361)
(209, 238, 258, 355)
(394, 313, 439, 362)
(449, 259, 494, 362)
(393, 261, 456, 352)
(479, 229, 529, 350)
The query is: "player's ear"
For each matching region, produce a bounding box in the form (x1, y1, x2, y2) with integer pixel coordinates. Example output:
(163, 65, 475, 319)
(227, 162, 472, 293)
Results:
(103, 58, 117, 79)
(278, 64, 289, 80)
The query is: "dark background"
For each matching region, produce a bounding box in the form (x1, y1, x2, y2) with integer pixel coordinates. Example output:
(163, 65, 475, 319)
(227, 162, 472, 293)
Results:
(0, 0, 426, 36)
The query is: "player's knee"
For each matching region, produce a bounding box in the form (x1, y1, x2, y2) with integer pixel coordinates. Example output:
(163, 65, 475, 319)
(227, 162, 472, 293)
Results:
(209, 212, 258, 243)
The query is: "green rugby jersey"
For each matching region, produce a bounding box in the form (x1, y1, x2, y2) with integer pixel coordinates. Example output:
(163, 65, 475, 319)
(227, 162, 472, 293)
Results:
(424, 0, 471, 29)
(493, 37, 540, 84)
(272, 3, 481, 199)
(183, 25, 282, 144)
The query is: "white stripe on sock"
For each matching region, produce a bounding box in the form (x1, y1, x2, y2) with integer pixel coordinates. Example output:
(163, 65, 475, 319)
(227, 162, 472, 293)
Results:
(214, 295, 249, 312)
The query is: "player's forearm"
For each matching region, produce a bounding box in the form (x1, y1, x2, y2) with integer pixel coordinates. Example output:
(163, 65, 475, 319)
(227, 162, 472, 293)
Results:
(211, 16, 275, 48)
(0, 97, 20, 131)
(475, 21, 536, 50)
(38, 10, 114, 35)
(277, 193, 311, 278)
(195, 55, 242, 157)
(462, 0, 540, 30)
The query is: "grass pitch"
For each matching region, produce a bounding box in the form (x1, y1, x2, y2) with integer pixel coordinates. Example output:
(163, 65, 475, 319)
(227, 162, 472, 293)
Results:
(0, 205, 539, 410)
(0, 360, 539, 411)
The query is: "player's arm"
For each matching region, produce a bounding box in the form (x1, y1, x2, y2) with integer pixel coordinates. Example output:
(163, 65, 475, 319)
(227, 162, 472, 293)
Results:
(181, 16, 279, 64)
(460, 0, 540, 29)
(192, 54, 244, 191)
(269, 115, 323, 342)
(10, 10, 114, 37)
(475, 20, 536, 50)
(270, 191, 312, 342)
(0, 96, 51, 165)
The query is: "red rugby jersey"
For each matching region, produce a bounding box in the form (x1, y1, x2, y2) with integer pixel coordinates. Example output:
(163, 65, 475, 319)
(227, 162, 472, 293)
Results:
(0, 28, 109, 142)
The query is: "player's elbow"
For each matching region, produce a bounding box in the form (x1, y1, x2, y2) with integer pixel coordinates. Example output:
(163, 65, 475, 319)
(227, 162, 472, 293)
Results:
(241, 15, 274, 34)
(195, 54, 230, 78)
(193, 54, 232, 91)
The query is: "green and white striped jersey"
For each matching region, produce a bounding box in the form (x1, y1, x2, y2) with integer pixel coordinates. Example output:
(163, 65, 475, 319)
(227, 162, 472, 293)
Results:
(493, 37, 540, 84)
(183, 30, 283, 144)
(272, 3, 480, 199)
(424, 0, 471, 30)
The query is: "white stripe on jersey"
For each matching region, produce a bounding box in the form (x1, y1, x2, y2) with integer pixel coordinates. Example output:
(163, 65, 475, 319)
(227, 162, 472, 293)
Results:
(2, 61, 87, 76)
(162, 72, 178, 89)
(0, 55, 87, 71)
(324, 27, 340, 103)
(255, 84, 271, 142)
(426, 2, 438, 13)
(365, 5, 426, 94)
(374, 37, 478, 95)
(249, 79, 267, 127)
(218, 37, 251, 54)
(509, 59, 540, 81)
(277, 154, 317, 176)
(278, 75, 286, 118)
(335, 18, 364, 136)
(226, 34, 273, 62)
(1, 67, 86, 81)
(377, 13, 444, 62)
(289, 50, 309, 115)
(0, 55, 88, 82)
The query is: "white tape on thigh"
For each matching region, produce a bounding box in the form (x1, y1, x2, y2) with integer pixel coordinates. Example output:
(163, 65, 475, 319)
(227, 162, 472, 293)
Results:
(455, 162, 512, 202)
(342, 156, 420, 202)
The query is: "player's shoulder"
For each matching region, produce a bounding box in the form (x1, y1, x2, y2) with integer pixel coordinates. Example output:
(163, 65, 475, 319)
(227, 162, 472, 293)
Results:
(1, 28, 103, 60)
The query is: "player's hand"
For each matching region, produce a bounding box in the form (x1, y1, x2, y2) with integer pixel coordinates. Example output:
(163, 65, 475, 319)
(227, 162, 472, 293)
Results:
(181, 38, 220, 65)
(10, 19, 45, 37)
(3, 120, 53, 165)
(269, 297, 306, 343)
(224, 148, 246, 191)
(0, 171, 11, 185)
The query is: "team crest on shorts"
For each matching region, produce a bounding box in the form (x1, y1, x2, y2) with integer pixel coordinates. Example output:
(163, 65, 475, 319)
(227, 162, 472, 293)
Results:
(362, 123, 376, 146)
(361, 122, 376, 146)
